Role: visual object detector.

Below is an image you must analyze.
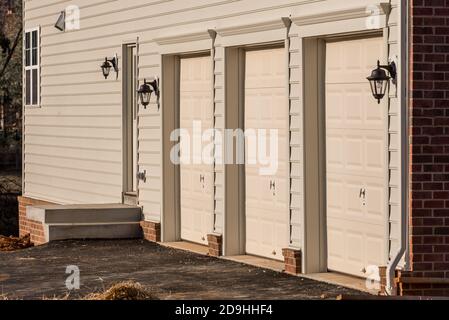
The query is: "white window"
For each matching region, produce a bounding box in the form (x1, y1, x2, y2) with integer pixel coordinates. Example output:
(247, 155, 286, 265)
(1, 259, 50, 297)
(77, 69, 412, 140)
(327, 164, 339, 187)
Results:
(24, 27, 40, 106)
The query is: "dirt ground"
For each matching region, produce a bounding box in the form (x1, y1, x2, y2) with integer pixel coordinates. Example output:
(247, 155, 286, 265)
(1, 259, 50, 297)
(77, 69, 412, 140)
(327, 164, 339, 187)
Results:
(0, 170, 21, 237)
(0, 234, 33, 251)
(0, 239, 366, 300)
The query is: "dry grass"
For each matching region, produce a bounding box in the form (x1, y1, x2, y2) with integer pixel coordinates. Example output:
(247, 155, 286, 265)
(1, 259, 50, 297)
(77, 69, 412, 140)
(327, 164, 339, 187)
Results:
(85, 281, 158, 300)
(3, 281, 158, 300)
(0, 234, 34, 252)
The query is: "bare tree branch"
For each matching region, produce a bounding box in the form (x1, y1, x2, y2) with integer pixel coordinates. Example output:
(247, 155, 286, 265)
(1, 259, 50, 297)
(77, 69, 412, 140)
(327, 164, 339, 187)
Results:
(0, 26, 22, 81)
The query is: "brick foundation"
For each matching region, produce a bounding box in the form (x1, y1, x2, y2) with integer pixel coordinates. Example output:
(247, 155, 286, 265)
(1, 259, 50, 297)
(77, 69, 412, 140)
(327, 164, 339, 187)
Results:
(18, 196, 53, 245)
(378, 266, 402, 296)
(396, 271, 449, 296)
(207, 233, 222, 257)
(140, 220, 161, 242)
(282, 248, 301, 275)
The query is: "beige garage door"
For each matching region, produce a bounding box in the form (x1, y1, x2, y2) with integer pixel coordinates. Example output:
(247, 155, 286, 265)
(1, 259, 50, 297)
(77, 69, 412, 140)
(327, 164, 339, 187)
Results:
(325, 37, 388, 277)
(180, 55, 214, 245)
(245, 47, 289, 261)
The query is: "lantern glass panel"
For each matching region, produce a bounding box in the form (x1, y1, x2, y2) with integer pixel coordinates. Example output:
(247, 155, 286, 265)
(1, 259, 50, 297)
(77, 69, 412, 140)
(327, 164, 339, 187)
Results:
(102, 64, 111, 78)
(138, 87, 152, 106)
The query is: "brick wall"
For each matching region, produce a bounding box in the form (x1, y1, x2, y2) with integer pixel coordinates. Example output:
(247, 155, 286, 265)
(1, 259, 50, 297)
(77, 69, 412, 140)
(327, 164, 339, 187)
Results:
(18, 196, 53, 245)
(140, 221, 161, 242)
(406, 0, 449, 296)
(207, 234, 223, 257)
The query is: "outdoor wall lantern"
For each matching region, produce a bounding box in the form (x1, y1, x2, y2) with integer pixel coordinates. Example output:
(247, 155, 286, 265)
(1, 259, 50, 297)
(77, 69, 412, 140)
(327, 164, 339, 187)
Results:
(367, 60, 397, 104)
(101, 54, 119, 80)
(138, 78, 160, 109)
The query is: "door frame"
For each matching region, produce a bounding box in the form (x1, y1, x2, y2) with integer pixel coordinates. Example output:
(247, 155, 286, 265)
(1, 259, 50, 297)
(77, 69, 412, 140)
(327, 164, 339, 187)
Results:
(224, 42, 290, 257)
(161, 51, 213, 242)
(122, 42, 138, 197)
(302, 31, 390, 274)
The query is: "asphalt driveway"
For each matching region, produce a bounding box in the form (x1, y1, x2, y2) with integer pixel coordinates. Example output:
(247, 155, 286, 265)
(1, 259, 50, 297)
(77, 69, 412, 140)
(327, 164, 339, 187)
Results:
(0, 240, 364, 300)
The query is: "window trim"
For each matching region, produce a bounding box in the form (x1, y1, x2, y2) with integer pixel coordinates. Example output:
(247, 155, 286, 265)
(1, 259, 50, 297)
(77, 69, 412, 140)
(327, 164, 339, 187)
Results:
(24, 26, 40, 108)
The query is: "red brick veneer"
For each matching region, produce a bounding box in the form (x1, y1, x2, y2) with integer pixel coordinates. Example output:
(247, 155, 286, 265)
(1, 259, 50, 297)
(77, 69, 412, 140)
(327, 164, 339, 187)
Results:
(18, 196, 53, 245)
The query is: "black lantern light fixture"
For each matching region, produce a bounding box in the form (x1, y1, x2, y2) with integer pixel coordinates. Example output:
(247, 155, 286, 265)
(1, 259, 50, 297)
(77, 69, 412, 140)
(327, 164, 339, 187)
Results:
(367, 60, 397, 104)
(101, 54, 119, 80)
(138, 78, 160, 109)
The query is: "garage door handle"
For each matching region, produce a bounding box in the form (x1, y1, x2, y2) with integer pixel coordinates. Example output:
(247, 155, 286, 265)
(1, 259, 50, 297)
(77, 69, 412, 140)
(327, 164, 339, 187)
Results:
(200, 175, 205, 183)
(270, 180, 276, 190)
(359, 188, 366, 199)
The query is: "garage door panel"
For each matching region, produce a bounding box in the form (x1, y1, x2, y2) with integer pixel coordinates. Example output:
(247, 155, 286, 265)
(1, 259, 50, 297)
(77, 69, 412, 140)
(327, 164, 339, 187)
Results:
(364, 39, 385, 69)
(327, 84, 384, 130)
(328, 216, 386, 277)
(345, 180, 364, 216)
(245, 47, 289, 261)
(327, 178, 344, 212)
(180, 55, 214, 245)
(327, 37, 383, 84)
(346, 231, 363, 264)
(345, 137, 364, 171)
(344, 90, 364, 124)
(365, 182, 386, 220)
(274, 177, 289, 207)
(327, 227, 345, 260)
(326, 37, 387, 277)
(327, 131, 385, 177)
(366, 136, 385, 171)
(366, 235, 385, 266)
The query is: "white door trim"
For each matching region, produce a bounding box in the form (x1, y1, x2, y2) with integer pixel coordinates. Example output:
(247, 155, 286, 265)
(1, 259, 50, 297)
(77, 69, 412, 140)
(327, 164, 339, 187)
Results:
(244, 46, 290, 261)
(302, 30, 390, 275)
(161, 51, 215, 243)
(222, 42, 290, 258)
(122, 42, 139, 196)
(179, 53, 215, 245)
(324, 36, 389, 277)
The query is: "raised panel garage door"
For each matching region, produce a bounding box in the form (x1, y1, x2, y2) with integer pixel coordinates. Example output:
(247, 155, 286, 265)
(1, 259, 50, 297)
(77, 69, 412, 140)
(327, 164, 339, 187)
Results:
(180, 55, 214, 245)
(245, 47, 289, 261)
(325, 37, 388, 277)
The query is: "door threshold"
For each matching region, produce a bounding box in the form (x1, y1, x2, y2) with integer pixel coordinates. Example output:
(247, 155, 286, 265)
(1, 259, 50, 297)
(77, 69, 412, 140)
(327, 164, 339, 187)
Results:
(161, 241, 209, 256)
(223, 255, 284, 273)
(302, 272, 378, 294)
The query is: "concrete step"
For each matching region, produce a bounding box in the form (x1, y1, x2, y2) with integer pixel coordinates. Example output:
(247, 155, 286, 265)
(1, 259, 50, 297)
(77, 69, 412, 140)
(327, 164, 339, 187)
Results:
(47, 222, 142, 241)
(123, 193, 138, 206)
(25, 204, 143, 242)
(27, 204, 142, 224)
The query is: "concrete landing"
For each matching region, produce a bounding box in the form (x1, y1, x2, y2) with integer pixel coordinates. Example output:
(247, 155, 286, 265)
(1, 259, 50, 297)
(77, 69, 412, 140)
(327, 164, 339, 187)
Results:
(26, 204, 142, 242)
(162, 241, 209, 255)
(304, 272, 378, 294)
(224, 255, 285, 273)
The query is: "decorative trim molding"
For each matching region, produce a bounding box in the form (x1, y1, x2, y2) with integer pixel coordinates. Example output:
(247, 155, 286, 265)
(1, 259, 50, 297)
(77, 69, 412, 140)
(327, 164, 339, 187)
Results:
(154, 30, 215, 45)
(216, 18, 290, 37)
(292, 3, 390, 26)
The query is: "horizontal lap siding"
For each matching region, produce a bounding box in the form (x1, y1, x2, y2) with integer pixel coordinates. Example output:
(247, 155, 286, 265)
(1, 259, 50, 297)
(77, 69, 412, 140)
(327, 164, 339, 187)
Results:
(24, 0, 401, 250)
(24, 0, 323, 223)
